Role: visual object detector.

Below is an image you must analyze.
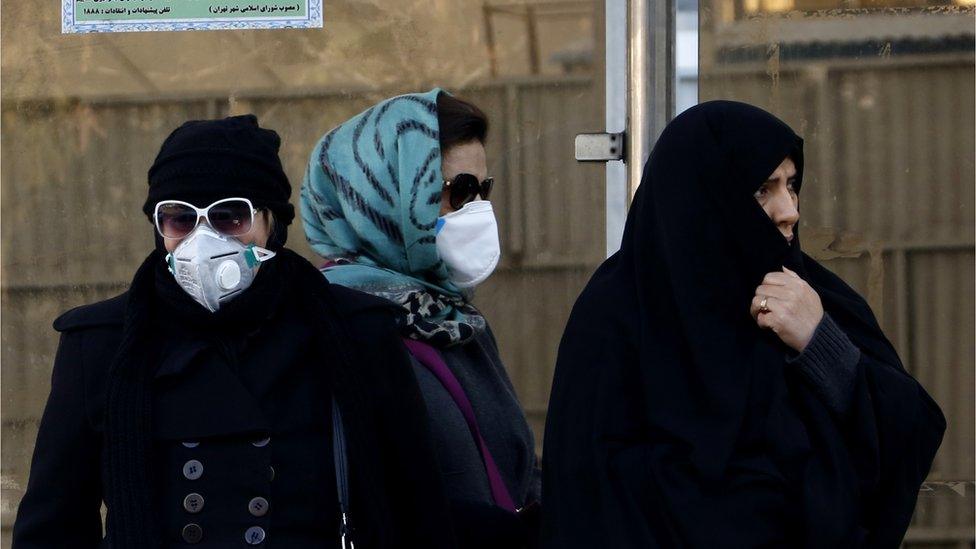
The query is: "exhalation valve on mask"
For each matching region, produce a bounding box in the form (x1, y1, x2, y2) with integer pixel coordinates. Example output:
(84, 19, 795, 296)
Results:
(166, 224, 276, 313)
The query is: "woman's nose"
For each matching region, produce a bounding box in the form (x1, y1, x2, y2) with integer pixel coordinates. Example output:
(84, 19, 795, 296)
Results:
(771, 191, 799, 227)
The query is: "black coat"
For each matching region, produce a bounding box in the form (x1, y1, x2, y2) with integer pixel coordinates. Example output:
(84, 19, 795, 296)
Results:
(12, 262, 458, 548)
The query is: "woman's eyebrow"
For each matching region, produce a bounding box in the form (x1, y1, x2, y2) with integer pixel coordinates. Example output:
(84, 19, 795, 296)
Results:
(767, 174, 797, 183)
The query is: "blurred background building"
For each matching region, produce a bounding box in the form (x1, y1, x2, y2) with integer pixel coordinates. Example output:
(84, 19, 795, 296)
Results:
(1, 0, 972, 546)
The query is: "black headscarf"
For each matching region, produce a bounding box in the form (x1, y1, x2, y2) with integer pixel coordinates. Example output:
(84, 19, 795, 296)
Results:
(542, 101, 945, 548)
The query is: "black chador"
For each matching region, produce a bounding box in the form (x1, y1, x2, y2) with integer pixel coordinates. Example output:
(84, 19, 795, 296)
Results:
(542, 101, 945, 548)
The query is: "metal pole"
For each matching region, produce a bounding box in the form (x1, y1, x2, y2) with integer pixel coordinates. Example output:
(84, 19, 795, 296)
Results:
(627, 0, 651, 199)
(602, 0, 676, 254)
(627, 0, 675, 198)
(605, 0, 628, 255)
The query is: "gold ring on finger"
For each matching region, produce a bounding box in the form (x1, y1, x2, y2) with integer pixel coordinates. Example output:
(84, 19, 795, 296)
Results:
(759, 296, 770, 314)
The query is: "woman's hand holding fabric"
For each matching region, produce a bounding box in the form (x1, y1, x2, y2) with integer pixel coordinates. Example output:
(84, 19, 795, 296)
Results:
(751, 267, 824, 352)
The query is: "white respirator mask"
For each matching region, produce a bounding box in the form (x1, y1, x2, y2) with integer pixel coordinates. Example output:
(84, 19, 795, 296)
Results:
(166, 224, 276, 313)
(435, 200, 500, 289)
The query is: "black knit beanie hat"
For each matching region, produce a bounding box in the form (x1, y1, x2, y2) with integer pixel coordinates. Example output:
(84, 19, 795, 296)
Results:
(143, 114, 294, 249)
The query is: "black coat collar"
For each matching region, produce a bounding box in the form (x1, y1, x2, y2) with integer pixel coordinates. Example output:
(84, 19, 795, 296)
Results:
(152, 340, 270, 440)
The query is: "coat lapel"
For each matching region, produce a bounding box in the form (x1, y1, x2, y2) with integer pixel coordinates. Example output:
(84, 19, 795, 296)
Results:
(152, 337, 269, 440)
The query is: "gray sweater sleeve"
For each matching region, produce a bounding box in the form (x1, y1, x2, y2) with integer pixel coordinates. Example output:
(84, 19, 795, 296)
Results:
(787, 313, 861, 416)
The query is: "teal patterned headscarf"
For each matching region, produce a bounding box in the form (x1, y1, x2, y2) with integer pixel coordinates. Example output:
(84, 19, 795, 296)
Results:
(301, 89, 486, 345)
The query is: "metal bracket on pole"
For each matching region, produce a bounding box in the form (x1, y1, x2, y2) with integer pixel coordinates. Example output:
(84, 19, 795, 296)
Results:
(575, 132, 626, 162)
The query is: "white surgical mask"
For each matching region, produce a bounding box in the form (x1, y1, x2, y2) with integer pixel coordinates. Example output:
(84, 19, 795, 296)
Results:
(435, 200, 500, 289)
(166, 224, 276, 312)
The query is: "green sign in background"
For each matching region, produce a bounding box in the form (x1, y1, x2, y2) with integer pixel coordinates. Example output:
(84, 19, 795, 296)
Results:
(74, 0, 307, 22)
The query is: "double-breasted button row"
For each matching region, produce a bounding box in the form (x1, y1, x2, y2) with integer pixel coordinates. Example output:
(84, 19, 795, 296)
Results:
(178, 439, 272, 544)
(181, 441, 204, 543)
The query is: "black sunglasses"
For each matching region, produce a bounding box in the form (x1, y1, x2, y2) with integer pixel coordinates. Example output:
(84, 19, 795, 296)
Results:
(444, 173, 494, 210)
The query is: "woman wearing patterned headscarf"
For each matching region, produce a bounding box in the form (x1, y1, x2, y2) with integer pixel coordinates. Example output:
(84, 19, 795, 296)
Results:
(301, 89, 541, 549)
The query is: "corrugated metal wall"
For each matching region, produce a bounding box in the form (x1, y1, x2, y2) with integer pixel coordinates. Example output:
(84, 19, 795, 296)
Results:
(2, 60, 972, 547)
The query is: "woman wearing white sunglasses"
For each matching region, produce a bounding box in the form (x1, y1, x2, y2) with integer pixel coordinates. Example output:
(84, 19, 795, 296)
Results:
(12, 115, 458, 549)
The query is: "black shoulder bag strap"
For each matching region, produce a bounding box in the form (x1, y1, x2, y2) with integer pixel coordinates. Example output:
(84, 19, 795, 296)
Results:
(332, 396, 355, 549)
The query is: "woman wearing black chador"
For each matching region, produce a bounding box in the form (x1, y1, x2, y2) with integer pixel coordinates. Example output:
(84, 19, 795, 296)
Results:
(12, 115, 458, 548)
(542, 101, 945, 548)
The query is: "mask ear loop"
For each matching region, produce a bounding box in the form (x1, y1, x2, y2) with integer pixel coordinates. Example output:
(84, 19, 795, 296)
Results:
(244, 245, 277, 268)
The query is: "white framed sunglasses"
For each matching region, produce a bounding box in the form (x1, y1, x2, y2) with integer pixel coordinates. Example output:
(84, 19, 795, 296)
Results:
(153, 197, 258, 240)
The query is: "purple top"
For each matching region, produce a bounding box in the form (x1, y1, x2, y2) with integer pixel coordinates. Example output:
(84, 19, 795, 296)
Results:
(402, 338, 517, 512)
